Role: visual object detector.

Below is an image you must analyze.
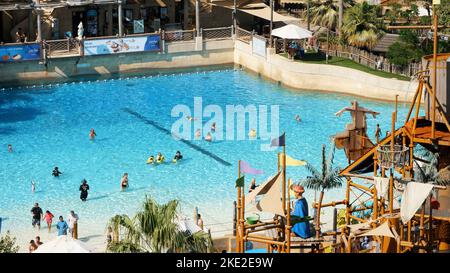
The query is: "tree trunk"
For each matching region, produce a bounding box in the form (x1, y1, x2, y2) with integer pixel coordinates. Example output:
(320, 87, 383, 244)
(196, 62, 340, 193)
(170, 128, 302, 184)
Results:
(316, 191, 325, 239)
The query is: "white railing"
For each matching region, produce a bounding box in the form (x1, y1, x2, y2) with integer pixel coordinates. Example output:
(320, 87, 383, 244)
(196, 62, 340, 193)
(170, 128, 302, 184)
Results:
(235, 26, 252, 44)
(202, 27, 233, 41)
(164, 29, 195, 42)
(43, 38, 81, 58)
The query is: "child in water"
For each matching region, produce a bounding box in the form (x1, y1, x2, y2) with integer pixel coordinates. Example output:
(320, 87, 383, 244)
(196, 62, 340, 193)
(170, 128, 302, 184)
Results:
(156, 152, 165, 163)
(173, 151, 183, 162)
(205, 132, 212, 142)
(31, 181, 36, 193)
(120, 173, 129, 191)
(52, 167, 62, 177)
(7, 144, 12, 152)
(89, 128, 97, 140)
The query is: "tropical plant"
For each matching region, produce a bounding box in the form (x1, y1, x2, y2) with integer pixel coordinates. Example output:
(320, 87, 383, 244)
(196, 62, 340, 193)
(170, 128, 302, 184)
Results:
(341, 2, 384, 49)
(300, 143, 344, 238)
(107, 196, 212, 253)
(387, 29, 423, 66)
(309, 0, 354, 30)
(0, 231, 20, 253)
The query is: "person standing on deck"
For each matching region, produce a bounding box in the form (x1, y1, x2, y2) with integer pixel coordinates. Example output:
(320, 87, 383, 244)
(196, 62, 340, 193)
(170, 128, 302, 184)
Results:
(67, 210, 79, 239)
(290, 185, 311, 239)
(56, 216, 68, 236)
(79, 179, 90, 201)
(375, 124, 382, 143)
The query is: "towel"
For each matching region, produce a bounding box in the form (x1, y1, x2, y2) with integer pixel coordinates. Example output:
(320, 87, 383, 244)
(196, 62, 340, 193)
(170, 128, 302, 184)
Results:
(400, 182, 434, 224)
(373, 176, 390, 200)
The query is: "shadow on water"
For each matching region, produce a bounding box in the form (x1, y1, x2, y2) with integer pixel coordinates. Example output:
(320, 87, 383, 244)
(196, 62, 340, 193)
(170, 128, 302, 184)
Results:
(0, 93, 34, 105)
(0, 126, 16, 135)
(88, 186, 147, 201)
(122, 108, 232, 167)
(0, 107, 44, 124)
(79, 234, 102, 242)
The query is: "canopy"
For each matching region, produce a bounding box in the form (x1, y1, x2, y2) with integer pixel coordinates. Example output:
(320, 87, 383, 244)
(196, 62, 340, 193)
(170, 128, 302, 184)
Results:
(356, 221, 398, 239)
(210, 1, 299, 22)
(245, 172, 281, 206)
(271, 24, 312, 40)
(33, 235, 94, 253)
(176, 215, 203, 235)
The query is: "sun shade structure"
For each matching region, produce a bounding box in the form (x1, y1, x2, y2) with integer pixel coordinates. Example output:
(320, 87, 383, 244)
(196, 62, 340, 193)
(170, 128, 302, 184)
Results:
(271, 24, 313, 40)
(33, 235, 94, 253)
(176, 216, 203, 235)
(246, 172, 284, 215)
(210, 1, 299, 22)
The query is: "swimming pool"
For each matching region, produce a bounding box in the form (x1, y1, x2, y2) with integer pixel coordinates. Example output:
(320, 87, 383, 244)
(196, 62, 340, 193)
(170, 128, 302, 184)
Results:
(0, 67, 411, 250)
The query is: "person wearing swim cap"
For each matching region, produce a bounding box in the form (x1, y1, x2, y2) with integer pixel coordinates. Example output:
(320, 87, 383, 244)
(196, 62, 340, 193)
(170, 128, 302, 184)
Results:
(52, 167, 62, 177)
(173, 151, 183, 161)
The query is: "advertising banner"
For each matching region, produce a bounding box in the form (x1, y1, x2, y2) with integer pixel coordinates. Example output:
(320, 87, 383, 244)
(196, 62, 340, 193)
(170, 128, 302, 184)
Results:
(252, 36, 266, 58)
(0, 43, 41, 62)
(83, 34, 160, 56)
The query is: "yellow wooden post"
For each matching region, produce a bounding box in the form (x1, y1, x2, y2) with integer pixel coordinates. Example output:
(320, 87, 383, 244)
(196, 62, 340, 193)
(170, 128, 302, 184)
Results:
(236, 160, 241, 253)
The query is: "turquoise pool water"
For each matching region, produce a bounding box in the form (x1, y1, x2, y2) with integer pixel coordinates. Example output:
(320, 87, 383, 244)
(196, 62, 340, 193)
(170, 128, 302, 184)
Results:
(0, 68, 410, 247)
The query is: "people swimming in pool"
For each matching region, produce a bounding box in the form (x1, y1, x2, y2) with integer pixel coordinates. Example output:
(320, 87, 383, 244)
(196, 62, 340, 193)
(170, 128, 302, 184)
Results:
(89, 128, 97, 140)
(7, 144, 13, 152)
(195, 129, 201, 139)
(31, 181, 36, 193)
(146, 155, 155, 164)
(156, 152, 165, 163)
(248, 129, 257, 138)
(186, 116, 197, 121)
(295, 115, 302, 122)
(211, 122, 216, 132)
(121, 173, 129, 191)
(205, 132, 212, 142)
(52, 167, 62, 177)
(79, 179, 90, 201)
(173, 151, 183, 162)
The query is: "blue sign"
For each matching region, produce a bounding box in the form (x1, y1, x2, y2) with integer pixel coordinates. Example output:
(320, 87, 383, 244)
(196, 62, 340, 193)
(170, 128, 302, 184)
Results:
(0, 43, 41, 62)
(84, 34, 160, 56)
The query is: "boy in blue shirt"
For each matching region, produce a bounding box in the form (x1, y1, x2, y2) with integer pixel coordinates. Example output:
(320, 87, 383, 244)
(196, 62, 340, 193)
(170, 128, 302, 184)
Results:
(56, 216, 68, 236)
(291, 184, 311, 238)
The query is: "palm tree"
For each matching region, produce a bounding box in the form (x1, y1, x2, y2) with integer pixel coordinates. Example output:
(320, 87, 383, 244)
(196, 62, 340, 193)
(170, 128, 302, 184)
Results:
(310, 0, 354, 30)
(341, 1, 384, 49)
(300, 144, 343, 238)
(413, 151, 450, 186)
(107, 196, 212, 253)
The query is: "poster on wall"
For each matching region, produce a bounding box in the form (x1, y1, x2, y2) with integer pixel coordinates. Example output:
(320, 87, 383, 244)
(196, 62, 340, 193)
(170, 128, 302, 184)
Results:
(83, 35, 160, 56)
(134, 20, 144, 34)
(252, 36, 266, 58)
(0, 43, 41, 62)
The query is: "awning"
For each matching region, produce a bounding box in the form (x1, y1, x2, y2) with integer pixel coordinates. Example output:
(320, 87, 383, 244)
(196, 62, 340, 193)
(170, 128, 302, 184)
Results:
(280, 0, 307, 4)
(271, 24, 312, 39)
(210, 0, 300, 22)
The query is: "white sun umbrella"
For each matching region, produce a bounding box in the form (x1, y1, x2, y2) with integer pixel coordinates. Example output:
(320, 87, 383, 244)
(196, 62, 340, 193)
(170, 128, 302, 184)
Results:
(176, 215, 203, 235)
(271, 24, 313, 40)
(77, 21, 84, 39)
(33, 235, 94, 253)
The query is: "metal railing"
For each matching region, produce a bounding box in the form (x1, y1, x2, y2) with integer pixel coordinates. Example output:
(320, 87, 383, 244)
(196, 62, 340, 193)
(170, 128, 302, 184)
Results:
(163, 29, 195, 42)
(43, 38, 81, 58)
(323, 44, 422, 78)
(202, 27, 233, 41)
(235, 26, 252, 44)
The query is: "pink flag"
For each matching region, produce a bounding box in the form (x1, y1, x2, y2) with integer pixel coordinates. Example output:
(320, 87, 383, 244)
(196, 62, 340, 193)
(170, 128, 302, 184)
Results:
(240, 160, 264, 175)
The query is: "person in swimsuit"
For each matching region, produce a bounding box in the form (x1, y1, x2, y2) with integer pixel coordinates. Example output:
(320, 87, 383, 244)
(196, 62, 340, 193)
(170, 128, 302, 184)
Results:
(52, 167, 62, 177)
(295, 115, 302, 122)
(375, 124, 382, 143)
(31, 181, 36, 193)
(44, 210, 54, 232)
(211, 122, 216, 132)
(29, 240, 38, 253)
(195, 129, 201, 139)
(79, 179, 90, 201)
(248, 178, 258, 193)
(121, 173, 129, 191)
(205, 132, 212, 142)
(7, 144, 12, 152)
(89, 128, 97, 140)
(173, 151, 183, 161)
(31, 203, 43, 229)
(35, 236, 43, 247)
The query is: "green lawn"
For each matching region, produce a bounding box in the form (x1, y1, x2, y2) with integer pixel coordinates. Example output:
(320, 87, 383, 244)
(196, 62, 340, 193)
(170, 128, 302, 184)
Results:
(280, 52, 410, 81)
